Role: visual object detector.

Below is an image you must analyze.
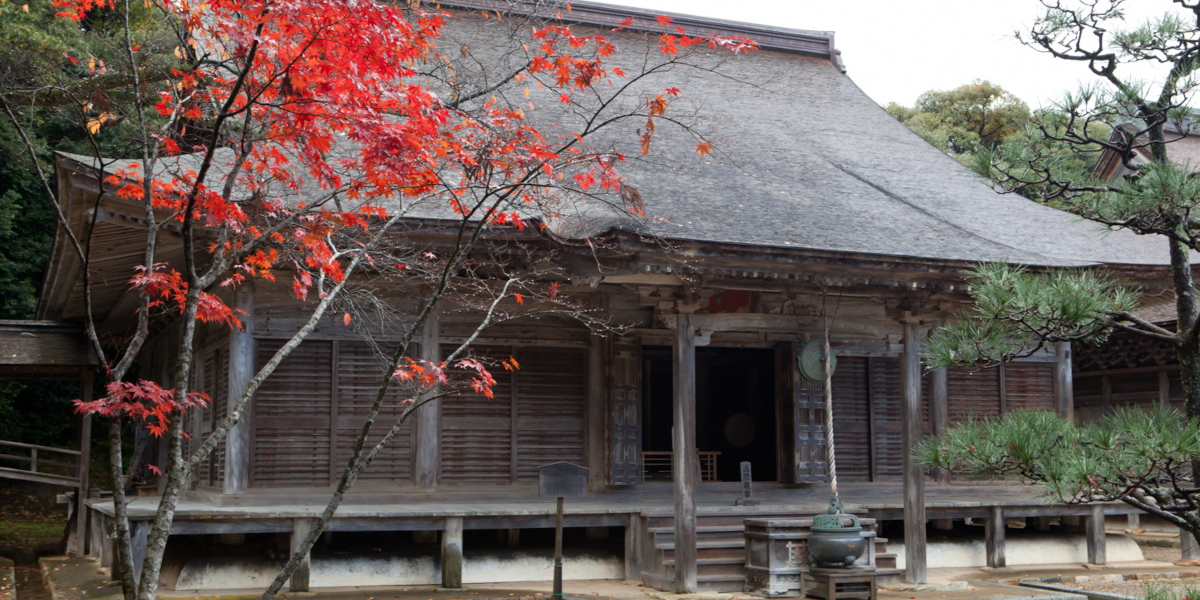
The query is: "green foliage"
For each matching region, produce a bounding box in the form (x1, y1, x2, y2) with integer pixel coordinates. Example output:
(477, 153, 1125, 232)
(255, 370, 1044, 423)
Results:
(924, 262, 1138, 369)
(0, 380, 80, 447)
(921, 407, 1200, 532)
(970, 102, 1111, 204)
(1143, 581, 1200, 600)
(886, 80, 1030, 160)
(0, 0, 178, 318)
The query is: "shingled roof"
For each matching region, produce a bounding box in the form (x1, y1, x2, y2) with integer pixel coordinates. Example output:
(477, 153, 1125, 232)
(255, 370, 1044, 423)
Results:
(56, 0, 1175, 271)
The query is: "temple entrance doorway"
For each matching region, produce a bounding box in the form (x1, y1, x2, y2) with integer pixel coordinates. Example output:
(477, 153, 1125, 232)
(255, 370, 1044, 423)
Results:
(642, 345, 778, 483)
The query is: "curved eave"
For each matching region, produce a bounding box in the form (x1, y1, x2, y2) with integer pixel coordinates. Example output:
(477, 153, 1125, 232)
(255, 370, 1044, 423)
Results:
(557, 227, 1182, 291)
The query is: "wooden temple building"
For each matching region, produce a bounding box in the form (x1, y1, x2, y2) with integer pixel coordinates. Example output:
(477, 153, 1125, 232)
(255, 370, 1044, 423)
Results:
(5, 0, 1185, 594)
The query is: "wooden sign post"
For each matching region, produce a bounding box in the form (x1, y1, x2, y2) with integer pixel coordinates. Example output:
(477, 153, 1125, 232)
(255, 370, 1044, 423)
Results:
(538, 462, 588, 600)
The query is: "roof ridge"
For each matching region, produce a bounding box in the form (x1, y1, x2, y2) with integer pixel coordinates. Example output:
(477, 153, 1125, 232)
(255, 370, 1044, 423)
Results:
(432, 0, 845, 72)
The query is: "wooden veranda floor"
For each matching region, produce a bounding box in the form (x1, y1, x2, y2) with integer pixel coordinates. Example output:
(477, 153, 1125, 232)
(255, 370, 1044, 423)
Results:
(86, 481, 1140, 531)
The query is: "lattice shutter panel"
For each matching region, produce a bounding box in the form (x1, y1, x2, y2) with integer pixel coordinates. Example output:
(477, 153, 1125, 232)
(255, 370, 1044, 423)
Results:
(207, 348, 229, 487)
(191, 346, 229, 488)
(440, 345, 513, 485)
(253, 340, 333, 487)
(187, 356, 209, 485)
(948, 368, 1001, 422)
(793, 347, 829, 483)
(609, 337, 642, 485)
(830, 357, 871, 482)
(514, 347, 586, 482)
(335, 341, 412, 483)
(1004, 363, 1056, 411)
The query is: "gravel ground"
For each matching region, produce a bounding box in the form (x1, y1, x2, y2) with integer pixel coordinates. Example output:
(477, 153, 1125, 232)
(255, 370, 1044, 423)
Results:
(1062, 578, 1200, 599)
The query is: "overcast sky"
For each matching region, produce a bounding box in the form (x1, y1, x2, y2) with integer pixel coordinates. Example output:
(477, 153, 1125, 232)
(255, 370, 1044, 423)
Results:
(599, 0, 1181, 109)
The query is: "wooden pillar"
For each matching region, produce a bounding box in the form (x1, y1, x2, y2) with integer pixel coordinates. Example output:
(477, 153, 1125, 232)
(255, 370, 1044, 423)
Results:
(1086, 505, 1106, 565)
(1159, 370, 1171, 408)
(226, 281, 254, 494)
(290, 518, 316, 592)
(586, 335, 607, 491)
(1182, 529, 1200, 559)
(672, 313, 698, 594)
(930, 367, 949, 484)
(414, 307, 441, 490)
(1126, 513, 1140, 530)
(88, 508, 105, 558)
(900, 322, 926, 584)
(985, 506, 1006, 568)
(1055, 342, 1074, 421)
(129, 520, 150, 584)
(70, 369, 93, 556)
(1101, 376, 1112, 416)
(625, 514, 640, 584)
(441, 516, 464, 589)
(100, 515, 115, 577)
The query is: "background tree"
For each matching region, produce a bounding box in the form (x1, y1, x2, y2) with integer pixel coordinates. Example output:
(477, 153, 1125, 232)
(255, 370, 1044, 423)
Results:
(923, 0, 1200, 528)
(1, 2, 752, 600)
(886, 80, 1030, 159)
(926, 0, 1200, 418)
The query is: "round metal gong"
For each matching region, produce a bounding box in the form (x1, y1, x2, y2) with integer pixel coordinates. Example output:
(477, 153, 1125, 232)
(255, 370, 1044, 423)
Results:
(797, 339, 837, 382)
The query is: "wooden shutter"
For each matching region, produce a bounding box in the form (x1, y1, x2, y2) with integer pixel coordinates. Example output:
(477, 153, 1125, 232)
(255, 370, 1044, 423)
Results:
(440, 345, 514, 485)
(830, 357, 932, 482)
(609, 337, 642, 485)
(793, 343, 829, 483)
(868, 358, 904, 481)
(335, 341, 413, 483)
(1004, 363, 1056, 411)
(948, 368, 1001, 422)
(514, 347, 586, 482)
(253, 340, 333, 487)
(830, 357, 871, 482)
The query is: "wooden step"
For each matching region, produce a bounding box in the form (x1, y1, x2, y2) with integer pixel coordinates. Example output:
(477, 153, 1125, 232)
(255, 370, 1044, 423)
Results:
(657, 539, 746, 551)
(696, 573, 747, 593)
(664, 556, 744, 566)
(876, 568, 905, 584)
(876, 553, 897, 569)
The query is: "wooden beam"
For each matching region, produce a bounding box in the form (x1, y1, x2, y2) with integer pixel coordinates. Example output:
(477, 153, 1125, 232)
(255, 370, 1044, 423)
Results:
(672, 313, 698, 594)
(985, 506, 1006, 568)
(441, 516, 464, 589)
(290, 518, 317, 592)
(414, 307, 441, 490)
(1055, 342, 1074, 421)
(900, 322, 926, 584)
(1086, 504, 1106, 565)
(586, 334, 606, 491)
(225, 282, 254, 494)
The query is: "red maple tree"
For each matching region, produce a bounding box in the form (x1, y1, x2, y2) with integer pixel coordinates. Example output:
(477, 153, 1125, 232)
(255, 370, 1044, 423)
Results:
(4, 1, 754, 598)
